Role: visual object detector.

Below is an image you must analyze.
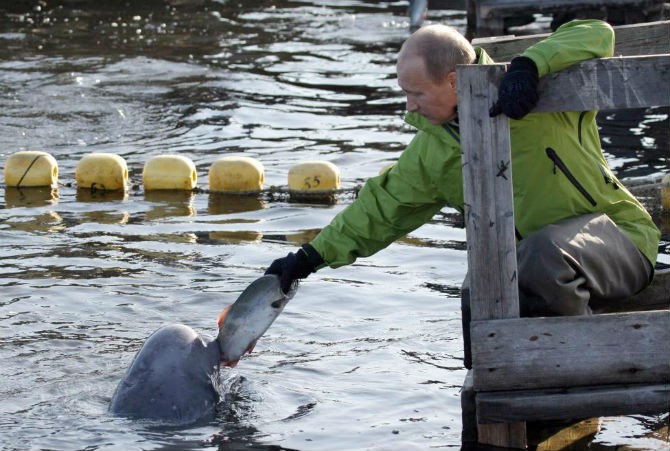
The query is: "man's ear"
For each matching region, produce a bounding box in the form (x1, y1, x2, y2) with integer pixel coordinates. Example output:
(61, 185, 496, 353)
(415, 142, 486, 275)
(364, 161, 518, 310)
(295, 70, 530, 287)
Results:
(447, 71, 457, 90)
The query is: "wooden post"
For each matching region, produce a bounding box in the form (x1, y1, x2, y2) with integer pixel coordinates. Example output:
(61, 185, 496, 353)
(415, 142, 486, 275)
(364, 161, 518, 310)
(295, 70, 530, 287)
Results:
(465, 0, 478, 38)
(456, 63, 525, 447)
(456, 63, 519, 323)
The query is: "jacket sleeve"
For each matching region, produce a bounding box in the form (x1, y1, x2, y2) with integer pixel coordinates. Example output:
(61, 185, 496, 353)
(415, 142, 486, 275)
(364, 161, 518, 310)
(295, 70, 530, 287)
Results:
(310, 130, 462, 268)
(523, 19, 615, 77)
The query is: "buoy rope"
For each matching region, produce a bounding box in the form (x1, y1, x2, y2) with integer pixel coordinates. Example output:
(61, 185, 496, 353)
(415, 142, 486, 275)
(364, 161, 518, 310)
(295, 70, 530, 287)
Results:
(15, 154, 43, 188)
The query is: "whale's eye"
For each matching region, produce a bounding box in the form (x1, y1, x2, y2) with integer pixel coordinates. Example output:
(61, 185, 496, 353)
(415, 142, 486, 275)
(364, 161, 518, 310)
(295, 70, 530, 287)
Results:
(271, 300, 283, 309)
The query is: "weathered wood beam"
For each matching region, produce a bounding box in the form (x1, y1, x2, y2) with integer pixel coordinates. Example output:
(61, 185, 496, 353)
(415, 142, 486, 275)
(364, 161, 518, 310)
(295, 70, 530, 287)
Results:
(533, 55, 670, 112)
(473, 20, 670, 61)
(456, 63, 519, 322)
(471, 310, 670, 391)
(457, 59, 527, 451)
(457, 56, 670, 116)
(477, 383, 670, 422)
(475, 0, 664, 16)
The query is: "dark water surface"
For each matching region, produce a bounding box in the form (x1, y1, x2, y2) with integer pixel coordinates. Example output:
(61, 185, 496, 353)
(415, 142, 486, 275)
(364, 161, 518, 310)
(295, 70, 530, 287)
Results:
(1, 1, 668, 450)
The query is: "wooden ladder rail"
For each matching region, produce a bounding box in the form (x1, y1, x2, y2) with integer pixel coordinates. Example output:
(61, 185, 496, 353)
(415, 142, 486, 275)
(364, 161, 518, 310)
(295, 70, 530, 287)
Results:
(472, 19, 670, 62)
(456, 54, 670, 448)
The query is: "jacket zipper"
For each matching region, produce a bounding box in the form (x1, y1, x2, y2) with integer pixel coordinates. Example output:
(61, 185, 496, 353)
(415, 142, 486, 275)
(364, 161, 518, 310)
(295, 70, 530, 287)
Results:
(575, 113, 618, 190)
(546, 147, 597, 207)
(592, 156, 620, 189)
(442, 122, 460, 143)
(577, 111, 587, 145)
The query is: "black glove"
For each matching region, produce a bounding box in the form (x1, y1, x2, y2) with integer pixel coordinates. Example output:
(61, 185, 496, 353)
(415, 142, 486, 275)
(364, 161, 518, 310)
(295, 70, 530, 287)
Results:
(265, 243, 324, 294)
(489, 56, 539, 120)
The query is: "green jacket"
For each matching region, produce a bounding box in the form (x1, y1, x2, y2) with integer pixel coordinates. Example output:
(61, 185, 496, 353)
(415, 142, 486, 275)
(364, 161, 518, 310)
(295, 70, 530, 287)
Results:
(311, 19, 660, 268)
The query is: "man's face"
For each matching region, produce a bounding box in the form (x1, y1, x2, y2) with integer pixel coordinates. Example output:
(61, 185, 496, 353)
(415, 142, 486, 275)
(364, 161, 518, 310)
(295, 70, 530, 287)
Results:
(397, 54, 457, 125)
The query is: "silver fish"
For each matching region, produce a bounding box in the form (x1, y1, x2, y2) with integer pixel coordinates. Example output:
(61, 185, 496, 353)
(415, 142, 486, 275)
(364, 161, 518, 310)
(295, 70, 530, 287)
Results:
(216, 274, 297, 367)
(109, 275, 296, 424)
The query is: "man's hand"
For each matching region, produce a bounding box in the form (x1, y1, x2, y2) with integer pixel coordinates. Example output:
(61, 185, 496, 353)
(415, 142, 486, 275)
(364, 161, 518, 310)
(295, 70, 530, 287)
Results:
(489, 56, 539, 120)
(265, 243, 324, 293)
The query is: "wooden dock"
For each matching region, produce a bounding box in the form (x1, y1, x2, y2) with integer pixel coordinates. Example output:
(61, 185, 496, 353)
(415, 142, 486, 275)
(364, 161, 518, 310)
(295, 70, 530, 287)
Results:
(456, 20, 670, 448)
(464, 0, 667, 36)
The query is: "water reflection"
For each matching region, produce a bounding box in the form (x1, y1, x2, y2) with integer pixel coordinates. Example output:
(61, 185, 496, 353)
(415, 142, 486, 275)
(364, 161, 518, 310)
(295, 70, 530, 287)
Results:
(283, 228, 321, 246)
(207, 231, 263, 244)
(4, 186, 59, 207)
(79, 208, 130, 225)
(76, 188, 128, 203)
(2, 210, 64, 234)
(145, 190, 196, 219)
(208, 193, 265, 215)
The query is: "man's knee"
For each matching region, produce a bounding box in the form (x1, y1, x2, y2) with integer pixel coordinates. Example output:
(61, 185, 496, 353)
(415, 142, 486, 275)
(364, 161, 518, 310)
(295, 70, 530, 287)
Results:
(517, 230, 567, 289)
(517, 226, 590, 316)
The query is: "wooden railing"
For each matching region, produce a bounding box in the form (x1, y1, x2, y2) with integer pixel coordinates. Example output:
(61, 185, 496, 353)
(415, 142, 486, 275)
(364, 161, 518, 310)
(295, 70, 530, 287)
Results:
(456, 22, 670, 448)
(465, 0, 667, 36)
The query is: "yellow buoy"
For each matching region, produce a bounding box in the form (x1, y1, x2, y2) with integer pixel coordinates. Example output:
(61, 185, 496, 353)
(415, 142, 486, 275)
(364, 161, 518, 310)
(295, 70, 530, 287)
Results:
(208, 156, 264, 193)
(4, 150, 58, 187)
(662, 173, 670, 211)
(76, 153, 128, 191)
(142, 155, 197, 191)
(288, 160, 340, 199)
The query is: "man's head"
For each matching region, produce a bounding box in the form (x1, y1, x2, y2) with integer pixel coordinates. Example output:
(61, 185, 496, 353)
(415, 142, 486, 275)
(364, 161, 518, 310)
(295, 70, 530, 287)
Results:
(397, 24, 475, 124)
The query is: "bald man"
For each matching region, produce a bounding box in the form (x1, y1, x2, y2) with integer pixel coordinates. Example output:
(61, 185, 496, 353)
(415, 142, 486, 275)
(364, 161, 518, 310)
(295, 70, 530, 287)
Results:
(265, 21, 659, 368)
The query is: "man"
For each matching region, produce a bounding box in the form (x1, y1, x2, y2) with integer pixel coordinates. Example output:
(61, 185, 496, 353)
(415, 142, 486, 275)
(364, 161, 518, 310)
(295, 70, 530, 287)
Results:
(266, 20, 660, 368)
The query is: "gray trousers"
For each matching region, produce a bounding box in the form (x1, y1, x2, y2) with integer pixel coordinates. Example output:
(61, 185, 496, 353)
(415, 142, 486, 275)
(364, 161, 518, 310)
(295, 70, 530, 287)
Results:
(461, 213, 654, 369)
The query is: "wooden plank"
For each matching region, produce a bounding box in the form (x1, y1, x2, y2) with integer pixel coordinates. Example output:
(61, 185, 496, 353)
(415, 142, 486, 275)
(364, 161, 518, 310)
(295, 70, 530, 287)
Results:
(473, 20, 670, 61)
(458, 56, 670, 119)
(607, 20, 670, 57)
(533, 55, 670, 112)
(476, 383, 670, 422)
(478, 422, 527, 448)
(464, 370, 528, 448)
(461, 370, 478, 443)
(429, 0, 466, 8)
(474, 0, 665, 19)
(457, 62, 527, 450)
(471, 310, 670, 391)
(456, 63, 520, 322)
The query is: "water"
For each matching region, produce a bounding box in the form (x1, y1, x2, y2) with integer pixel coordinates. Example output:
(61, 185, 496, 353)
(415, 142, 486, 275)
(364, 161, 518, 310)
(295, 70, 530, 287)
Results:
(0, 1, 668, 450)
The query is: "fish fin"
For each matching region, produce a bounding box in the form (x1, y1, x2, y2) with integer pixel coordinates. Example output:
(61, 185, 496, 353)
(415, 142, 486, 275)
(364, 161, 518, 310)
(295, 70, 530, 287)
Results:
(216, 305, 232, 329)
(222, 358, 239, 368)
(245, 339, 258, 355)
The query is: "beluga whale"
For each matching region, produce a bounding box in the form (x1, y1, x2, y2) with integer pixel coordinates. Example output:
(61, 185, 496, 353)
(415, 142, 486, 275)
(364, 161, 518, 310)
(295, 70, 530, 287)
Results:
(109, 274, 296, 425)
